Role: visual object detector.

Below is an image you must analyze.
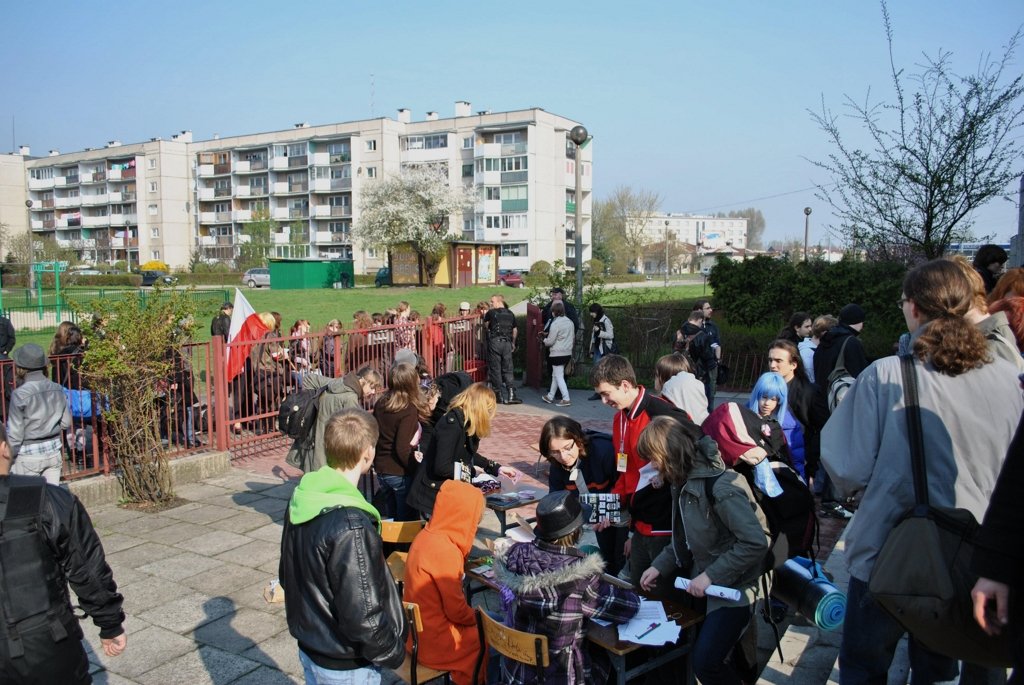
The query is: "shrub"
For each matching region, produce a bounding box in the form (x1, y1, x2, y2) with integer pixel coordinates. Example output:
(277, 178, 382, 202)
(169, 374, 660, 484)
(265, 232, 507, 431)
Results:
(139, 259, 170, 272)
(530, 260, 553, 277)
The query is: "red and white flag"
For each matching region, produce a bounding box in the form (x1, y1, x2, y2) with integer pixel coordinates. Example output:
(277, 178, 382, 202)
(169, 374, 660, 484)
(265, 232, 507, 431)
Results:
(226, 288, 269, 381)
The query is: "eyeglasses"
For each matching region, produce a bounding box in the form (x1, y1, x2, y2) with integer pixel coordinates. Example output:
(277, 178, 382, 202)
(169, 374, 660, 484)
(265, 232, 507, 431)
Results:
(547, 440, 577, 459)
(896, 297, 909, 309)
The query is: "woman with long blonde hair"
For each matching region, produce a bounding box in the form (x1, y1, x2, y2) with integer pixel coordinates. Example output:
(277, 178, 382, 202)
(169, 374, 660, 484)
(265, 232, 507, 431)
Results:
(407, 382, 518, 517)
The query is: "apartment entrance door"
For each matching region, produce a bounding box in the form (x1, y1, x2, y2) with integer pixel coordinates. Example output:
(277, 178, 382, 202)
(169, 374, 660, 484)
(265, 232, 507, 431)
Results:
(456, 247, 473, 287)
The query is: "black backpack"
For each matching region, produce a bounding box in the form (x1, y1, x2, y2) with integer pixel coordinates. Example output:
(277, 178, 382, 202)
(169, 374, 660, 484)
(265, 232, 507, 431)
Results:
(278, 385, 329, 442)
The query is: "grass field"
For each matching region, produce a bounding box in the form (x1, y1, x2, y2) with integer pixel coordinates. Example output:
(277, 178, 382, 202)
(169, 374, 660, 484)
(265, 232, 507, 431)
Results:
(9, 281, 710, 352)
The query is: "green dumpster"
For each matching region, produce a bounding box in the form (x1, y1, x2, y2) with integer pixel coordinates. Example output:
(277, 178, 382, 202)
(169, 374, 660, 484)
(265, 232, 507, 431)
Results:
(268, 259, 356, 290)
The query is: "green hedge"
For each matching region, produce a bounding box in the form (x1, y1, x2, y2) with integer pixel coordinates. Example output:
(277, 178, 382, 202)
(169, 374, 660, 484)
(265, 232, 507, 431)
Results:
(68, 274, 143, 287)
(172, 273, 245, 286)
(707, 256, 907, 358)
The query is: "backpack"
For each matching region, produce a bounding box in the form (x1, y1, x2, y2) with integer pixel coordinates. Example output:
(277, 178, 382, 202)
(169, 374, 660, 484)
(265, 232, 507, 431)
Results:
(826, 337, 854, 413)
(278, 385, 329, 442)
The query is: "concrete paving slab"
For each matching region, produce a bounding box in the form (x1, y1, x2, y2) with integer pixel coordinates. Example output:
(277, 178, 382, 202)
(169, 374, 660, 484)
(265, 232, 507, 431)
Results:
(240, 497, 289, 521)
(245, 521, 284, 543)
(92, 624, 195, 679)
(229, 665, 301, 685)
(89, 506, 145, 531)
(97, 532, 148, 554)
(143, 520, 211, 545)
(160, 503, 243, 526)
(180, 562, 273, 597)
(258, 483, 297, 500)
(176, 529, 253, 556)
(118, 576, 195, 615)
(102, 563, 149, 589)
(228, 578, 286, 615)
(157, 501, 204, 519)
(137, 594, 235, 635)
(135, 644, 262, 685)
(175, 482, 236, 501)
(90, 670, 142, 685)
(107, 513, 181, 536)
(215, 539, 281, 569)
(206, 510, 277, 534)
(190, 607, 288, 654)
(242, 630, 302, 676)
(138, 551, 225, 581)
(106, 541, 180, 570)
(201, 491, 267, 510)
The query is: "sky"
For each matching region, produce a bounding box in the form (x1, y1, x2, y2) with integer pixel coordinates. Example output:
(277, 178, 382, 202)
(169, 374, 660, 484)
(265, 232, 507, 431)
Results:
(2, 1, 1021, 247)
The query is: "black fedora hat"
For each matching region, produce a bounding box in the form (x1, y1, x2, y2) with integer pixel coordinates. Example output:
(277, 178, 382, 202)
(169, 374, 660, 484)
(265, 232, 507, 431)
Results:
(534, 491, 591, 541)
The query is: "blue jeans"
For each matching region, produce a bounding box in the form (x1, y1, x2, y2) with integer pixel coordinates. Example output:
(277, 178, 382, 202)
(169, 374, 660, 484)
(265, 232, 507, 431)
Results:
(841, 576, 1005, 685)
(593, 347, 604, 365)
(377, 473, 414, 521)
(299, 650, 381, 684)
(692, 603, 755, 685)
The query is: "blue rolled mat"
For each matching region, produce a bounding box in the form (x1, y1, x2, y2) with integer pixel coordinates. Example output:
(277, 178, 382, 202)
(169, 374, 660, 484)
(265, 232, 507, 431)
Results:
(772, 557, 846, 631)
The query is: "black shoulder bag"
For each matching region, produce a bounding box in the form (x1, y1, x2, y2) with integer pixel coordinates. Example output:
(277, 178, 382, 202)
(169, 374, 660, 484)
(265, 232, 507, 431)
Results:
(867, 355, 1013, 667)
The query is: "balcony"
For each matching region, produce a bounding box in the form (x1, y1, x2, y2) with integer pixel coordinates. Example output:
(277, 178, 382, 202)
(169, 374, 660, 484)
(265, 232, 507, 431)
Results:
(474, 143, 502, 158)
(501, 199, 528, 212)
(287, 155, 308, 168)
(122, 192, 137, 201)
(234, 161, 251, 173)
(330, 153, 351, 164)
(197, 189, 213, 201)
(31, 219, 43, 230)
(289, 208, 308, 219)
(109, 214, 126, 226)
(288, 182, 308, 193)
(63, 175, 80, 185)
(270, 157, 289, 170)
(84, 171, 106, 183)
(235, 185, 250, 197)
(214, 187, 232, 198)
(331, 232, 351, 243)
(250, 159, 268, 171)
(108, 191, 121, 203)
(81, 193, 108, 206)
(82, 215, 109, 228)
(474, 170, 501, 186)
(501, 171, 528, 184)
(216, 235, 235, 246)
(41, 198, 54, 208)
(108, 168, 135, 181)
(501, 142, 528, 156)
(272, 181, 289, 194)
(198, 164, 214, 176)
(248, 185, 268, 196)
(198, 236, 216, 246)
(214, 163, 231, 175)
(566, 201, 576, 213)
(272, 232, 290, 245)
(233, 210, 252, 222)
(28, 177, 55, 190)
(271, 207, 290, 220)
(44, 219, 55, 229)
(54, 196, 75, 208)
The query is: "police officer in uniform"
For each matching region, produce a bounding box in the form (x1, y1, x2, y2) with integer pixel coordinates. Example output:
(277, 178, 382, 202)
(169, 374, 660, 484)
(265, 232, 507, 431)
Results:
(483, 294, 522, 404)
(0, 424, 127, 683)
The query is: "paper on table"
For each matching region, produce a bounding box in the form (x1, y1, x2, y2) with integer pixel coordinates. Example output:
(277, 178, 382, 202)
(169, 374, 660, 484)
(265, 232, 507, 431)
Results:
(618, 599, 679, 645)
(619, 621, 680, 646)
(674, 577, 742, 602)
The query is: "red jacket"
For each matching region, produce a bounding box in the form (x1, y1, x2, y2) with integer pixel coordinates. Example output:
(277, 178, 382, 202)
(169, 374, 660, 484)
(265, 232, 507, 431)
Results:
(610, 386, 690, 536)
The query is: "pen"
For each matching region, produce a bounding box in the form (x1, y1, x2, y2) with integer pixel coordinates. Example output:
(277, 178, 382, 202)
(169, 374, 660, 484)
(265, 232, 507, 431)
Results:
(636, 622, 660, 638)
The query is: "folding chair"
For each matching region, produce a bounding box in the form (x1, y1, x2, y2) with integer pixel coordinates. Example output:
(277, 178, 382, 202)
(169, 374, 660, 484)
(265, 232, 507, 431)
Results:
(393, 602, 451, 685)
(472, 608, 549, 685)
(381, 519, 426, 594)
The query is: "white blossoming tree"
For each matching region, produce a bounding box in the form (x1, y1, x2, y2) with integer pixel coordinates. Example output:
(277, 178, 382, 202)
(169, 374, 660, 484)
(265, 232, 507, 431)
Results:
(355, 165, 473, 286)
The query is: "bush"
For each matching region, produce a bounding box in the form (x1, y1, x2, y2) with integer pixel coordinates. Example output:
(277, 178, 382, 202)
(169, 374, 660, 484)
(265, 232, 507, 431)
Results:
(172, 272, 244, 286)
(68, 274, 143, 287)
(708, 255, 907, 357)
(139, 260, 170, 273)
(530, 260, 553, 277)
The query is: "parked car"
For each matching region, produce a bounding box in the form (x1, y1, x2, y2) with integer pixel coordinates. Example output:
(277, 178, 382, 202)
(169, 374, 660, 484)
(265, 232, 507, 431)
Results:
(140, 270, 178, 286)
(500, 271, 525, 288)
(374, 266, 392, 287)
(243, 267, 271, 288)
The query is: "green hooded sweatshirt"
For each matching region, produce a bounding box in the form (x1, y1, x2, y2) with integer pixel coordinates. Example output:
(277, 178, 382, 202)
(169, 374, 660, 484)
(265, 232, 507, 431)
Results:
(289, 465, 382, 529)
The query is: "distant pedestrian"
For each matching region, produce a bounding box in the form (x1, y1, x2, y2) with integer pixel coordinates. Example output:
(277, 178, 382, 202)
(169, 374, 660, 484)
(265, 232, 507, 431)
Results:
(777, 311, 812, 345)
(973, 243, 1008, 294)
(7, 344, 71, 485)
(541, 301, 575, 407)
(211, 301, 232, 342)
(483, 294, 521, 405)
(693, 299, 721, 409)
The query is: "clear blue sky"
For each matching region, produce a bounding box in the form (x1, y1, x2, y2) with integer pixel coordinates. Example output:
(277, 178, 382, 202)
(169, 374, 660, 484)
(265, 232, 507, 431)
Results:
(3, 1, 1021, 245)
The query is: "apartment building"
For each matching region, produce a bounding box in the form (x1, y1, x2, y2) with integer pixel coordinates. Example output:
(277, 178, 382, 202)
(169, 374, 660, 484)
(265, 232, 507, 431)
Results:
(21, 134, 193, 268)
(0, 151, 30, 253)
(190, 103, 592, 274)
(639, 212, 748, 251)
(12, 103, 591, 274)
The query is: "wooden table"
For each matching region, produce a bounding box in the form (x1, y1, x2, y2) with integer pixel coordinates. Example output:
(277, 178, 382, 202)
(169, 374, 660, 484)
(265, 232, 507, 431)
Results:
(484, 489, 546, 535)
(465, 560, 703, 685)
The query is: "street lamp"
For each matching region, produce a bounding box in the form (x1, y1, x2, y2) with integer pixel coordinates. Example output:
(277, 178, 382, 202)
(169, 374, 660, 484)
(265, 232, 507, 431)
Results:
(664, 220, 670, 287)
(803, 207, 812, 262)
(568, 125, 588, 313)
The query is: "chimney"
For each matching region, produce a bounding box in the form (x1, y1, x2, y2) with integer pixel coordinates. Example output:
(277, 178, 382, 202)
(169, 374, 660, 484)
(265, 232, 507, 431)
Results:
(476, 110, 491, 116)
(397, 108, 411, 123)
(172, 130, 193, 142)
(17, 145, 29, 156)
(294, 122, 309, 129)
(48, 149, 60, 157)
(425, 111, 438, 121)
(106, 140, 121, 148)
(454, 101, 471, 117)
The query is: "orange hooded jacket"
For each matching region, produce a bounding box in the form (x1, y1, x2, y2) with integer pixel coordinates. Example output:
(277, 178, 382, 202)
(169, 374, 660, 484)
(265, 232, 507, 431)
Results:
(403, 480, 485, 685)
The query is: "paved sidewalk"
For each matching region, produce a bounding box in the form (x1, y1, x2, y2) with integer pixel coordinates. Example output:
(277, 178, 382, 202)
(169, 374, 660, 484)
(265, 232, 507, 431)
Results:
(79, 386, 859, 685)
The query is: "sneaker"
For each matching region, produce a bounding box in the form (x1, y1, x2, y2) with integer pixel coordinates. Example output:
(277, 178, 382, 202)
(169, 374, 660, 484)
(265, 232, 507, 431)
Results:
(557, 399, 572, 407)
(541, 395, 554, 404)
(821, 502, 854, 520)
(588, 393, 601, 401)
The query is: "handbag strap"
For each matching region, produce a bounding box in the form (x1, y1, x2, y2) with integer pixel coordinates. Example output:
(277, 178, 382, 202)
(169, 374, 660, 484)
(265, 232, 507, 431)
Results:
(899, 354, 930, 507)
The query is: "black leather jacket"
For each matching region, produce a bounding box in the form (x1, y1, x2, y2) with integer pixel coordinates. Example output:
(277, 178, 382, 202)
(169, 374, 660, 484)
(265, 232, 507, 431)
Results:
(279, 506, 406, 671)
(0, 475, 125, 640)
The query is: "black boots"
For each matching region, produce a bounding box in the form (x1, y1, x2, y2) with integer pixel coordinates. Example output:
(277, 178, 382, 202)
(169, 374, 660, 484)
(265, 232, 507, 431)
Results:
(506, 387, 523, 405)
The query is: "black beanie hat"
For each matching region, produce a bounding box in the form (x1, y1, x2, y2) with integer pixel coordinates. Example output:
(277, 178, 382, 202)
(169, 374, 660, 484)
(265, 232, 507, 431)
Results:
(839, 304, 865, 326)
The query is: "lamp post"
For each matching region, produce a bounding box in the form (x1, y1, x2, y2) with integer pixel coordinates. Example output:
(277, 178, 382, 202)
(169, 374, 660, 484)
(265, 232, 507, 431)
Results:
(569, 125, 588, 313)
(803, 207, 812, 262)
(664, 219, 670, 287)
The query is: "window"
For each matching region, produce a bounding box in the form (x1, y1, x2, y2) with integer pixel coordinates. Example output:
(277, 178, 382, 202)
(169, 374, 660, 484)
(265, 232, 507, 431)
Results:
(328, 141, 350, 156)
(485, 187, 501, 200)
(462, 163, 473, 178)
(149, 181, 158, 192)
(213, 202, 229, 213)
(151, 226, 160, 238)
(500, 156, 527, 172)
(148, 158, 157, 170)
(493, 132, 522, 144)
(151, 250, 160, 260)
(328, 195, 349, 207)
(367, 247, 377, 258)
(214, 178, 230, 190)
(287, 143, 306, 157)
(249, 200, 268, 212)
(365, 140, 377, 152)
(500, 185, 527, 201)
(366, 167, 377, 178)
(501, 214, 528, 230)
(401, 134, 448, 151)
(148, 204, 158, 216)
(30, 168, 54, 180)
(329, 221, 350, 233)
(499, 243, 528, 257)
(485, 216, 500, 229)
(462, 136, 474, 149)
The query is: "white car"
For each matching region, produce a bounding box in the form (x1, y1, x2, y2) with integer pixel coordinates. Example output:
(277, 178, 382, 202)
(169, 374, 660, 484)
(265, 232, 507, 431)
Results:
(243, 268, 271, 288)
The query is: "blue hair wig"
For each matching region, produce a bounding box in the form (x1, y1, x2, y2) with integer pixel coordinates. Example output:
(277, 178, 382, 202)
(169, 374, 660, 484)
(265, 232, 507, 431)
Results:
(747, 372, 789, 421)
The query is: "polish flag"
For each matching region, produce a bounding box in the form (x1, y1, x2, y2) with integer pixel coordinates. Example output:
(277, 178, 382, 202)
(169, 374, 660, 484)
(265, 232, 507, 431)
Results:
(226, 288, 269, 381)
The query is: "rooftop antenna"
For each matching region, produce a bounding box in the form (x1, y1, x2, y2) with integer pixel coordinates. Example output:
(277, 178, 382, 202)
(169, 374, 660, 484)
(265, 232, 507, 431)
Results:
(369, 73, 375, 117)
(11, 116, 14, 154)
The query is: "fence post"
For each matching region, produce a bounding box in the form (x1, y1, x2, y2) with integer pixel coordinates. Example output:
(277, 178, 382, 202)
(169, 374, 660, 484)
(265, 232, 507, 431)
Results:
(333, 334, 343, 378)
(211, 336, 230, 452)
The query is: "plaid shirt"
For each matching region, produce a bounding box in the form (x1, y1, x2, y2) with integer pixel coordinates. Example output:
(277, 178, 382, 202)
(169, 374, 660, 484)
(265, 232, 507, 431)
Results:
(16, 437, 63, 457)
(494, 540, 640, 685)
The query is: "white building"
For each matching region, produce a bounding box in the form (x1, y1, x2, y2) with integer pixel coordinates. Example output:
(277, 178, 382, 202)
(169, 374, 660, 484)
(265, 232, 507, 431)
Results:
(639, 212, 747, 251)
(10, 103, 592, 275)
